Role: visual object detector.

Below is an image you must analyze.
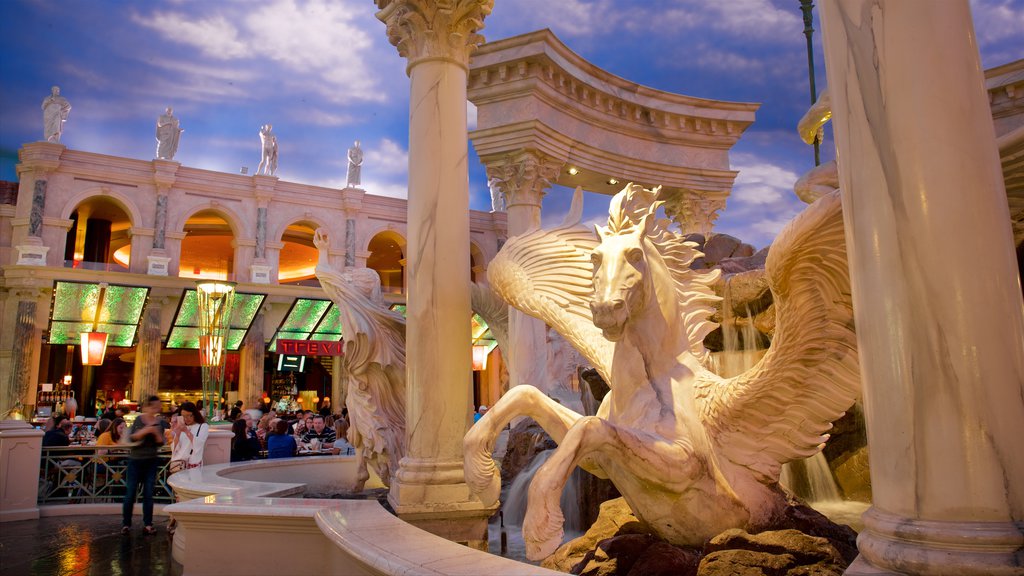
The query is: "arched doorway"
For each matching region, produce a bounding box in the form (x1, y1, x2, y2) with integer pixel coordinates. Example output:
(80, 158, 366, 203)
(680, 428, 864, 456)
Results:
(63, 197, 132, 270)
(367, 231, 406, 295)
(180, 210, 235, 280)
(278, 221, 319, 286)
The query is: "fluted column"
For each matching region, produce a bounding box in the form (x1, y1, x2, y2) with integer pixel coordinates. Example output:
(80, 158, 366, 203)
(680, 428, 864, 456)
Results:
(820, 2, 1024, 574)
(238, 311, 265, 411)
(131, 299, 163, 402)
(485, 150, 562, 394)
(2, 296, 39, 418)
(374, 0, 496, 536)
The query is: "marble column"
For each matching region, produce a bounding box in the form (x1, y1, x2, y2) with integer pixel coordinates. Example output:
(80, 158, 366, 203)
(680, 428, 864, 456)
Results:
(344, 217, 356, 267)
(486, 151, 562, 394)
(374, 0, 496, 543)
(2, 298, 37, 418)
(820, 2, 1024, 574)
(131, 299, 163, 402)
(238, 311, 265, 411)
(332, 356, 346, 414)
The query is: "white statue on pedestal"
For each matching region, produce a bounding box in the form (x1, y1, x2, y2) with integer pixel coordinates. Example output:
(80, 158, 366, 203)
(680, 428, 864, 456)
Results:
(256, 124, 278, 176)
(488, 177, 505, 212)
(313, 229, 406, 491)
(346, 141, 363, 187)
(42, 86, 71, 143)
(464, 184, 860, 559)
(155, 107, 183, 160)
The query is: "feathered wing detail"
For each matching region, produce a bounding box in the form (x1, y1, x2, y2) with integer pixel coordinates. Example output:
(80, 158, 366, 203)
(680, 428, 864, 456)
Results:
(487, 188, 615, 383)
(696, 190, 860, 482)
(316, 264, 407, 486)
(470, 281, 509, 360)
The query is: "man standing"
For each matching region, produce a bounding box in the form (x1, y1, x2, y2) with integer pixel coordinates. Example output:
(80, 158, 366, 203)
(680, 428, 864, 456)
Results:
(42, 86, 71, 143)
(155, 107, 183, 160)
(122, 396, 169, 535)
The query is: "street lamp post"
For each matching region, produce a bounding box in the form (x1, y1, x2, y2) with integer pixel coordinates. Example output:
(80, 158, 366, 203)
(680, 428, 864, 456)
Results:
(799, 0, 821, 166)
(196, 281, 236, 422)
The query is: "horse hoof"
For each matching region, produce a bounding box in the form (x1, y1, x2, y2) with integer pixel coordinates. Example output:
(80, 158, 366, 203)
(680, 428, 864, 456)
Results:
(524, 531, 563, 561)
(478, 472, 500, 506)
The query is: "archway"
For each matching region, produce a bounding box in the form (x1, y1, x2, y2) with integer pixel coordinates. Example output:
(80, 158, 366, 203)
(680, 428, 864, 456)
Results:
(63, 196, 133, 270)
(180, 210, 236, 280)
(278, 221, 320, 286)
(366, 231, 406, 295)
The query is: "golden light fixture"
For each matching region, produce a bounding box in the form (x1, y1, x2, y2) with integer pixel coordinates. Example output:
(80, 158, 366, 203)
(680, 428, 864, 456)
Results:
(472, 345, 489, 371)
(607, 178, 619, 185)
(567, 167, 579, 176)
(81, 331, 109, 365)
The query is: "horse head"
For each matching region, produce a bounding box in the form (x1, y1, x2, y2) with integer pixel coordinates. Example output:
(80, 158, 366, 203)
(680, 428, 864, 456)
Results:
(589, 208, 658, 341)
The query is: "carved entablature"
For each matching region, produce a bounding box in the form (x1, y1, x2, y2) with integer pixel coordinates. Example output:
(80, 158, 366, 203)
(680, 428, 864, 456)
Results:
(375, 0, 494, 69)
(484, 150, 563, 207)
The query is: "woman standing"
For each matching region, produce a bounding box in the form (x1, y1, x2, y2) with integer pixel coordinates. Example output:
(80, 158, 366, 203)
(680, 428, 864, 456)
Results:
(122, 396, 168, 535)
(171, 402, 209, 471)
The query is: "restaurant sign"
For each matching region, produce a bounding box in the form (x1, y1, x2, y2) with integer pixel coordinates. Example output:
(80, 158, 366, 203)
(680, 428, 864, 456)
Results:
(276, 339, 345, 356)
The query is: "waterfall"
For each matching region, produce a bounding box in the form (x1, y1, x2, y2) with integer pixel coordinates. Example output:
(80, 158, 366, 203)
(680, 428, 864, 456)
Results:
(709, 276, 765, 378)
(780, 452, 841, 503)
(503, 450, 584, 533)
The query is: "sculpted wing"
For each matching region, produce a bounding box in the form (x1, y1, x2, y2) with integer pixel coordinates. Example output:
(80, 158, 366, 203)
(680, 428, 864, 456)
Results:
(696, 190, 860, 481)
(487, 188, 614, 383)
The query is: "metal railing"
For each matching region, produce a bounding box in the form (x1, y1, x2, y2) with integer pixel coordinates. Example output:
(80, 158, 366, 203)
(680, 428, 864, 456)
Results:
(38, 445, 174, 505)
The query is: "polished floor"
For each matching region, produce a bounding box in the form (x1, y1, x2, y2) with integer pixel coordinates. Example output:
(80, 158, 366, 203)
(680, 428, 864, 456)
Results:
(0, 514, 180, 576)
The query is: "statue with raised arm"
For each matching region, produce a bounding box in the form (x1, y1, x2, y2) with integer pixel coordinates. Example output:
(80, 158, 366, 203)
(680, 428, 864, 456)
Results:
(42, 86, 71, 143)
(155, 107, 184, 160)
(256, 124, 278, 176)
(488, 176, 506, 212)
(464, 184, 860, 560)
(313, 229, 406, 491)
(346, 141, 363, 187)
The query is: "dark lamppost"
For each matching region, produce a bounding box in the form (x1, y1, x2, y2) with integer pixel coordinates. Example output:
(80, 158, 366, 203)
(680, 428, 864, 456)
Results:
(799, 0, 821, 166)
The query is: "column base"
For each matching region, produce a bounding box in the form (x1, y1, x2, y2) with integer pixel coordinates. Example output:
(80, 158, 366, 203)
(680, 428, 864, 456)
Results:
(388, 457, 498, 550)
(146, 254, 171, 276)
(853, 506, 1024, 576)
(15, 243, 49, 266)
(249, 264, 271, 284)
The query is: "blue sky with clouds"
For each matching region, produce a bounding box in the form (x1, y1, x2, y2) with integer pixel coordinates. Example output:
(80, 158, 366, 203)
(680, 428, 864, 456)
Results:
(1, 0, 1021, 248)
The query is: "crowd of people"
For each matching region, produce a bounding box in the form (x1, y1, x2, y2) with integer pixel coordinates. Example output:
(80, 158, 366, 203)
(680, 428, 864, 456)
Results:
(40, 396, 358, 537)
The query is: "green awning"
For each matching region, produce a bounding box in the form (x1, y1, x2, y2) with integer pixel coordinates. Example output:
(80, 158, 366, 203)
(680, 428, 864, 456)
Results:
(165, 289, 266, 351)
(46, 281, 150, 347)
(267, 298, 344, 353)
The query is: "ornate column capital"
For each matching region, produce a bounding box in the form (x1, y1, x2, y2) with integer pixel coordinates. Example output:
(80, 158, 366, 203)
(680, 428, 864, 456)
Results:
(375, 0, 493, 71)
(484, 150, 562, 209)
(661, 190, 726, 238)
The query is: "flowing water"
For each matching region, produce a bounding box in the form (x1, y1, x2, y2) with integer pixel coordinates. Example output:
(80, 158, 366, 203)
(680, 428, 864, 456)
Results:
(503, 449, 585, 532)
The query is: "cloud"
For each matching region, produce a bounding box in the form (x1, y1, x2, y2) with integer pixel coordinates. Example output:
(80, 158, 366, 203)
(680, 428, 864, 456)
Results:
(730, 155, 800, 206)
(358, 178, 408, 200)
(364, 138, 408, 175)
(467, 102, 478, 131)
(132, 0, 384, 104)
(491, 0, 620, 38)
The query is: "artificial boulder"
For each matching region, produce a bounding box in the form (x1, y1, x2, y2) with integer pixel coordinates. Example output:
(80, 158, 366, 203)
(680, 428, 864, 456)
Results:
(699, 528, 846, 576)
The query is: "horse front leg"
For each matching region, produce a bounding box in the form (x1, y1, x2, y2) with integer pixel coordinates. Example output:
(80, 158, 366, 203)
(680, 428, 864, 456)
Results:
(463, 385, 583, 506)
(522, 416, 706, 560)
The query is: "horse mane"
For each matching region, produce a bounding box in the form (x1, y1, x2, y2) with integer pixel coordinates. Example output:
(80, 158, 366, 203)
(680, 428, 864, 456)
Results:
(604, 184, 721, 362)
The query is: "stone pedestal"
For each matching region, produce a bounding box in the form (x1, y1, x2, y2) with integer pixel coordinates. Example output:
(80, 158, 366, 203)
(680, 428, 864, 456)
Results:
(249, 264, 271, 284)
(15, 242, 48, 266)
(146, 253, 171, 276)
(375, 0, 495, 528)
(0, 420, 43, 522)
(820, 2, 1024, 574)
(203, 428, 234, 466)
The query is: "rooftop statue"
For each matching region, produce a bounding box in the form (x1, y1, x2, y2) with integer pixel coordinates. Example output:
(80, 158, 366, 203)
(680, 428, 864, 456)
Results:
(42, 85, 71, 143)
(346, 140, 363, 187)
(464, 184, 860, 560)
(155, 107, 183, 160)
(256, 124, 278, 176)
(313, 229, 406, 491)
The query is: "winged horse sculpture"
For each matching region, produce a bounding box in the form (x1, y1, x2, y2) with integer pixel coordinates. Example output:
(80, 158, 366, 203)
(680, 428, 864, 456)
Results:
(314, 229, 406, 491)
(464, 184, 859, 559)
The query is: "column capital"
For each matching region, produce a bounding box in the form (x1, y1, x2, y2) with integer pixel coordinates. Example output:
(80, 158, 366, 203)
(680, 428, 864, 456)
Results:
(661, 191, 726, 237)
(375, 0, 493, 71)
(484, 150, 562, 209)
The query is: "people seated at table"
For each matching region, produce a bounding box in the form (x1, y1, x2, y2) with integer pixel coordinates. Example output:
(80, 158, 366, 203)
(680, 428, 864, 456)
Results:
(267, 419, 297, 459)
(230, 419, 261, 462)
(332, 418, 356, 456)
(228, 400, 243, 421)
(300, 415, 336, 451)
(42, 417, 72, 447)
(96, 417, 126, 462)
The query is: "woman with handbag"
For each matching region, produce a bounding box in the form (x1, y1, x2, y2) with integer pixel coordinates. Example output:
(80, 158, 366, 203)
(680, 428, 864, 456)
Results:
(170, 402, 208, 473)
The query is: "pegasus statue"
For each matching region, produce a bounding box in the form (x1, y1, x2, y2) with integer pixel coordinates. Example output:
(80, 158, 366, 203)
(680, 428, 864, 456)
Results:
(314, 229, 406, 491)
(463, 184, 859, 560)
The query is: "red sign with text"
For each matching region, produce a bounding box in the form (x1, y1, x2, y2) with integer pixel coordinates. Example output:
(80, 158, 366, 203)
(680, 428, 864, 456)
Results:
(276, 339, 345, 356)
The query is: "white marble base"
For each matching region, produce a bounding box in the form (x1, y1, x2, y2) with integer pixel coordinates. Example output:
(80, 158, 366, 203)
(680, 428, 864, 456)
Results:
(249, 264, 271, 284)
(146, 254, 171, 276)
(15, 244, 48, 266)
(0, 420, 43, 522)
